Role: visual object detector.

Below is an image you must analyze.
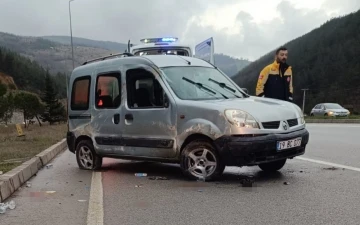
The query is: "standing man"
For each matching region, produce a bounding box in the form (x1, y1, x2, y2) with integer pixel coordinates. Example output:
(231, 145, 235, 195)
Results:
(256, 46, 293, 102)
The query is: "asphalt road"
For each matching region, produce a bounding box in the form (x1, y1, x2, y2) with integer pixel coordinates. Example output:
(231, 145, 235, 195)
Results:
(1, 124, 360, 225)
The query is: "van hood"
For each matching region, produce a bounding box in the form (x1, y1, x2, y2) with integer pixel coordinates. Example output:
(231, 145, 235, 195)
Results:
(197, 96, 300, 122)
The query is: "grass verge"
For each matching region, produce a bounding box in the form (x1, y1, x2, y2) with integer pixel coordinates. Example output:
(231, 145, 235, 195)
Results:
(0, 123, 67, 173)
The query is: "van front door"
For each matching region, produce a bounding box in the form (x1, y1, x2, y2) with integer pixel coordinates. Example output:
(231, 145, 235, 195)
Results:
(194, 37, 215, 65)
(120, 64, 177, 159)
(91, 67, 123, 155)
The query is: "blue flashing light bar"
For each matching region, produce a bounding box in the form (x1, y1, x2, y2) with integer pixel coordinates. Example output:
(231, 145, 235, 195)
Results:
(140, 37, 178, 44)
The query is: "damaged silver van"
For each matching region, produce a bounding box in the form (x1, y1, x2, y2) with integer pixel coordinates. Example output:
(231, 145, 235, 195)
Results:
(66, 53, 309, 181)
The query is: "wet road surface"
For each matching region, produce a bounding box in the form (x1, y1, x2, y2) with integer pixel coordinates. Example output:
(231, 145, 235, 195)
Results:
(1, 124, 359, 225)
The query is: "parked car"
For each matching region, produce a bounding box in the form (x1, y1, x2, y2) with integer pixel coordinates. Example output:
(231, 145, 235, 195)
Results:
(310, 103, 350, 117)
(66, 53, 310, 181)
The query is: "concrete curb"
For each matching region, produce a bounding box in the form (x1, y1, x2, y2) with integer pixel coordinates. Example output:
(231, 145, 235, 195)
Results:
(0, 138, 67, 203)
(305, 119, 360, 123)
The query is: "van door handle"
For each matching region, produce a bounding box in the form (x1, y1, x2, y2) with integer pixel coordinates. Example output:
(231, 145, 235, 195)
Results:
(113, 113, 120, 124)
(125, 114, 133, 120)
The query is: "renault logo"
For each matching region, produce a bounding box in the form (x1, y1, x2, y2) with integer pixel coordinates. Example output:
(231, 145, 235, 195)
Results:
(283, 121, 288, 130)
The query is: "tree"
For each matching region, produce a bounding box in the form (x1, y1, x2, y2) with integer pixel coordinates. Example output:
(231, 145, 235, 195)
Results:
(13, 91, 44, 128)
(40, 71, 66, 125)
(0, 81, 6, 97)
(0, 91, 15, 125)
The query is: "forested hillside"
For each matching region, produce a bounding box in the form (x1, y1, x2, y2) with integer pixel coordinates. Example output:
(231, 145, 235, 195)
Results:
(233, 9, 360, 113)
(0, 47, 67, 97)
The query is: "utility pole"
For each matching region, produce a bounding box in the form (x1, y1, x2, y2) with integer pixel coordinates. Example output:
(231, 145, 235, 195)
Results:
(301, 89, 309, 114)
(69, 0, 75, 70)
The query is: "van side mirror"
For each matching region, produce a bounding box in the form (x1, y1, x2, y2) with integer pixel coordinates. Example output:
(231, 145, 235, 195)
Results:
(241, 88, 248, 94)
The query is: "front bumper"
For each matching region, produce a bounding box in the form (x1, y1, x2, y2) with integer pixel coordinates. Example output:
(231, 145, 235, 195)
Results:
(214, 128, 309, 166)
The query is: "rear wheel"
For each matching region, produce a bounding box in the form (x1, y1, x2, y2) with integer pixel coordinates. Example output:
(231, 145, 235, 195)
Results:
(76, 140, 103, 170)
(258, 159, 286, 172)
(180, 140, 225, 181)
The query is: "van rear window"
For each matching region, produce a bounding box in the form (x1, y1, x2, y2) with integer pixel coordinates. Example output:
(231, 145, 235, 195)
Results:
(71, 76, 91, 110)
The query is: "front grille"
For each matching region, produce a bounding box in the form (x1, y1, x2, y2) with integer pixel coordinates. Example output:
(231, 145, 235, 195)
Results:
(262, 121, 280, 129)
(287, 118, 298, 127)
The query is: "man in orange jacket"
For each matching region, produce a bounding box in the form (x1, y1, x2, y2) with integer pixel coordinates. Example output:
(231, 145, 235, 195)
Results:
(256, 46, 293, 102)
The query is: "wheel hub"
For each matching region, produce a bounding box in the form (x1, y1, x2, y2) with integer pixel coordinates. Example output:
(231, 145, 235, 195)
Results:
(187, 148, 217, 179)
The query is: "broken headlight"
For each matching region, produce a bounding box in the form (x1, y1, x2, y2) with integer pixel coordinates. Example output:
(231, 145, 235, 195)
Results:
(225, 110, 259, 129)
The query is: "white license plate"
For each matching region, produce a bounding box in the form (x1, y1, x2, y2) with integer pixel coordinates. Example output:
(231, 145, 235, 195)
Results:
(277, 137, 302, 151)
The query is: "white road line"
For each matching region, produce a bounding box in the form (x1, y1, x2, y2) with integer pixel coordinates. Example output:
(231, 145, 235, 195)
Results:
(87, 172, 104, 225)
(296, 157, 360, 172)
(306, 124, 360, 128)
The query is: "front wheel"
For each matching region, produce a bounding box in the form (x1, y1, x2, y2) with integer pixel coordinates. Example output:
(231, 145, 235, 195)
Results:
(76, 140, 103, 170)
(180, 140, 225, 181)
(258, 159, 286, 172)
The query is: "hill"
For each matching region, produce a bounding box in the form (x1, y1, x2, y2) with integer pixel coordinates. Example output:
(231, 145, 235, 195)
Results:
(42, 35, 251, 77)
(233, 9, 360, 113)
(42, 35, 128, 52)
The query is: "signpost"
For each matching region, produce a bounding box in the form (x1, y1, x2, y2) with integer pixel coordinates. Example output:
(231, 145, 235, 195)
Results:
(15, 124, 25, 137)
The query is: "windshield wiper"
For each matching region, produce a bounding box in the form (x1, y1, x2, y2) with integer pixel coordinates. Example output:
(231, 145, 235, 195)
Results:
(208, 78, 246, 98)
(182, 77, 228, 99)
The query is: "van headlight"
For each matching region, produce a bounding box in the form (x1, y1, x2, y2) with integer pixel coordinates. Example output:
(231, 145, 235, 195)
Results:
(224, 110, 259, 129)
(294, 106, 305, 124)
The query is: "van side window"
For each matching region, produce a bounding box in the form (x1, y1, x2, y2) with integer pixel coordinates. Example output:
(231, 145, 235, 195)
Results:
(126, 68, 165, 109)
(95, 73, 121, 109)
(71, 76, 91, 110)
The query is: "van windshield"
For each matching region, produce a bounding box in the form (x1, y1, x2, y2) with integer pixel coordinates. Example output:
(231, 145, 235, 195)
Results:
(160, 66, 245, 100)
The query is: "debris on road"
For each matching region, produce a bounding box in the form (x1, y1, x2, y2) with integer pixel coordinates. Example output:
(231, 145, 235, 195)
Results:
(46, 164, 53, 169)
(135, 185, 143, 188)
(323, 167, 338, 171)
(149, 176, 169, 180)
(240, 176, 255, 187)
(26, 181, 31, 188)
(78, 200, 87, 202)
(0, 171, 3, 175)
(300, 171, 304, 173)
(0, 200, 16, 214)
(45, 191, 56, 195)
(135, 173, 147, 177)
(283, 182, 290, 185)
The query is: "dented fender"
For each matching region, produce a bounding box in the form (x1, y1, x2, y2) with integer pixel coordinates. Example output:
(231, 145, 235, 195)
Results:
(176, 118, 225, 150)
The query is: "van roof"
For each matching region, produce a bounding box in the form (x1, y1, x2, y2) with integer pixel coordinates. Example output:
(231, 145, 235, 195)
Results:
(73, 55, 214, 74)
(142, 55, 214, 68)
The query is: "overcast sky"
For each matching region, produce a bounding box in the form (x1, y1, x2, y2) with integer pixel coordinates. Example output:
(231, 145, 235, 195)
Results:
(0, 0, 359, 60)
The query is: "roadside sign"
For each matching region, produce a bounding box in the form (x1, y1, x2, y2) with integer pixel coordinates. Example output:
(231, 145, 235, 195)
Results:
(194, 37, 215, 65)
(16, 124, 25, 137)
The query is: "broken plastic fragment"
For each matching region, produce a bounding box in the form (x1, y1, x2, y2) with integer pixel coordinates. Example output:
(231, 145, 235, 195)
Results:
(46, 164, 53, 169)
(26, 181, 31, 187)
(0, 200, 16, 214)
(149, 176, 169, 180)
(7, 201, 15, 210)
(135, 173, 147, 177)
(0, 204, 6, 214)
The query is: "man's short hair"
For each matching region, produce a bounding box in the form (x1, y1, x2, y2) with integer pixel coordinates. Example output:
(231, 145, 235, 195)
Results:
(276, 46, 287, 55)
